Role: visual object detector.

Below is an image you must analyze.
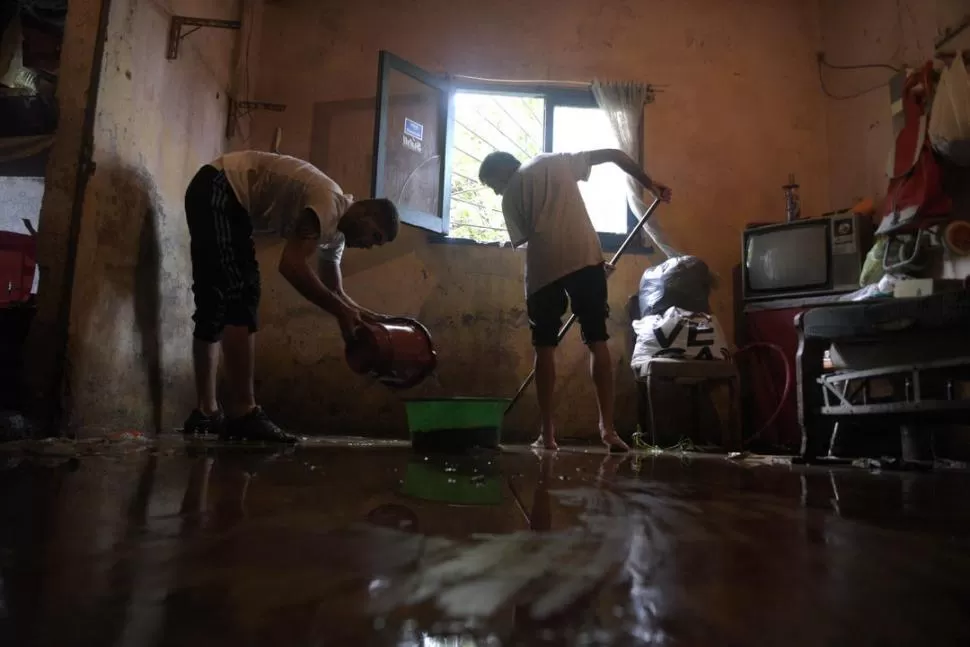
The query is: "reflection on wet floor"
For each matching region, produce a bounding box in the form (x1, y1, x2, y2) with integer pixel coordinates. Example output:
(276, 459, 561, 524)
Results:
(2, 439, 970, 646)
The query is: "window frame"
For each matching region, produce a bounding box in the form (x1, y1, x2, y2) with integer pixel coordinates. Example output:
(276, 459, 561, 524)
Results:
(372, 51, 455, 235)
(370, 52, 651, 253)
(438, 83, 545, 246)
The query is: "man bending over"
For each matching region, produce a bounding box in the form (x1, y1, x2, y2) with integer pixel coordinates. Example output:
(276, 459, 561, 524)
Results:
(479, 149, 671, 451)
(183, 151, 400, 443)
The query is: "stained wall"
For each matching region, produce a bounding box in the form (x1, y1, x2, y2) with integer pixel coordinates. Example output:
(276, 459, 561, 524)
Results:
(30, 0, 839, 439)
(60, 0, 245, 434)
(237, 0, 830, 438)
(820, 0, 969, 210)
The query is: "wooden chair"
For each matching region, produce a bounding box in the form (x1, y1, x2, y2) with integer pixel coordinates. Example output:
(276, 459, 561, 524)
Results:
(627, 295, 742, 451)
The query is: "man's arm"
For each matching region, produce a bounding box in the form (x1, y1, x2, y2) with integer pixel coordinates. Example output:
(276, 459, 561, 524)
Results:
(586, 149, 671, 202)
(317, 259, 389, 323)
(279, 209, 362, 338)
(501, 190, 530, 247)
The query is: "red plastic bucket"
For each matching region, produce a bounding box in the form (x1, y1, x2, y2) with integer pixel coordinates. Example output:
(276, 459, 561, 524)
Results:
(345, 317, 437, 389)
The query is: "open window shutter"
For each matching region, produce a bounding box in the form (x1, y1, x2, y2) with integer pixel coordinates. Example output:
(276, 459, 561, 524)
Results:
(372, 51, 454, 234)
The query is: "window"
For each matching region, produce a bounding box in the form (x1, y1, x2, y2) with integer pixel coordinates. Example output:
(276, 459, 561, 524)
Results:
(372, 51, 646, 250)
(449, 92, 544, 243)
(550, 105, 628, 236)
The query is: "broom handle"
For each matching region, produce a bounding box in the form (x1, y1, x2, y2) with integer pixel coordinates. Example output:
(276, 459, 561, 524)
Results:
(504, 195, 664, 416)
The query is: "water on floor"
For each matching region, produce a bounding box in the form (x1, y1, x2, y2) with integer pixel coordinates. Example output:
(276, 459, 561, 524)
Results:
(1, 438, 970, 646)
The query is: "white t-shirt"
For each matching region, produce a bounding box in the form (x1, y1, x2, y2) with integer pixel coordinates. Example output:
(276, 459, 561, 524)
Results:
(210, 151, 350, 263)
(501, 152, 604, 295)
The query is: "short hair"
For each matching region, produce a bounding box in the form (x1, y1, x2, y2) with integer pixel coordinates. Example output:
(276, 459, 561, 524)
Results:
(375, 198, 400, 242)
(357, 198, 400, 242)
(478, 151, 521, 183)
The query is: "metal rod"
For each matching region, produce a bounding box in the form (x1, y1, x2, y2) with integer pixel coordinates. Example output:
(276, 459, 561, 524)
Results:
(504, 194, 664, 416)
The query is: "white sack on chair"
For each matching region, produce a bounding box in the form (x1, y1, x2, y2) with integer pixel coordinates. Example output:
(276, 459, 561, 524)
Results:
(631, 307, 730, 371)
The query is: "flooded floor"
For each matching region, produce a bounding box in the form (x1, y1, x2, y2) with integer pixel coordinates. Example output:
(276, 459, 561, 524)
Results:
(2, 438, 970, 646)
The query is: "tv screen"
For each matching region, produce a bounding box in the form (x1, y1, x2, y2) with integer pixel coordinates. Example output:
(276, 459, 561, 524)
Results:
(746, 222, 828, 292)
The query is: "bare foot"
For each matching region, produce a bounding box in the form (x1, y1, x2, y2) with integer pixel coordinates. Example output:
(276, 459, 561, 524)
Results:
(600, 429, 630, 453)
(531, 436, 559, 451)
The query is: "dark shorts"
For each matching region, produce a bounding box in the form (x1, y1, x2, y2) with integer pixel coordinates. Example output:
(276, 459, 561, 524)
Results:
(185, 165, 259, 342)
(527, 263, 610, 348)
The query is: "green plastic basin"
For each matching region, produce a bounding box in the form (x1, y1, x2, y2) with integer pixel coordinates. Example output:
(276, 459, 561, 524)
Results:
(401, 460, 503, 505)
(404, 397, 509, 451)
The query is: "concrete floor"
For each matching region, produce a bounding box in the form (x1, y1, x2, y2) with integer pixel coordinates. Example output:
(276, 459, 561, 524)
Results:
(2, 438, 970, 646)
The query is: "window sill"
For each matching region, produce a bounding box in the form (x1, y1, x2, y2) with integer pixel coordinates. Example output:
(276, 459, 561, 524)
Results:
(425, 233, 515, 248)
(426, 232, 654, 255)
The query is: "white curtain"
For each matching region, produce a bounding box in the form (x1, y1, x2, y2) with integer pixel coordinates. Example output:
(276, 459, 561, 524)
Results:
(592, 80, 680, 258)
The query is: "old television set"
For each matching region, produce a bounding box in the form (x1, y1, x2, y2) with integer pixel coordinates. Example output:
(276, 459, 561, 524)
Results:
(742, 212, 873, 302)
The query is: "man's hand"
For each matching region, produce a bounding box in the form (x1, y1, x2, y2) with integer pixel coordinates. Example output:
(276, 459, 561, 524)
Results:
(318, 258, 393, 328)
(337, 304, 365, 342)
(651, 182, 673, 203)
(604, 262, 617, 278)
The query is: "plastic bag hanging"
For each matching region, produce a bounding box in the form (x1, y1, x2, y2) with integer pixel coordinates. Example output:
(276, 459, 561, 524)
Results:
(929, 52, 970, 166)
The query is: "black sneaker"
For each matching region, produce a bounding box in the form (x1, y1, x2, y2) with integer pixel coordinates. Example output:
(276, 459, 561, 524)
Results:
(182, 409, 224, 436)
(220, 407, 298, 444)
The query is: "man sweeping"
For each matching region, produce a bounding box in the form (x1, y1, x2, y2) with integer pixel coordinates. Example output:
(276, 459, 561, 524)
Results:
(479, 149, 671, 451)
(182, 151, 400, 443)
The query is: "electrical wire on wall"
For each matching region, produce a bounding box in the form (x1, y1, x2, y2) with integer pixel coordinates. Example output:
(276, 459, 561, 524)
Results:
(817, 55, 903, 101)
(816, 0, 917, 101)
